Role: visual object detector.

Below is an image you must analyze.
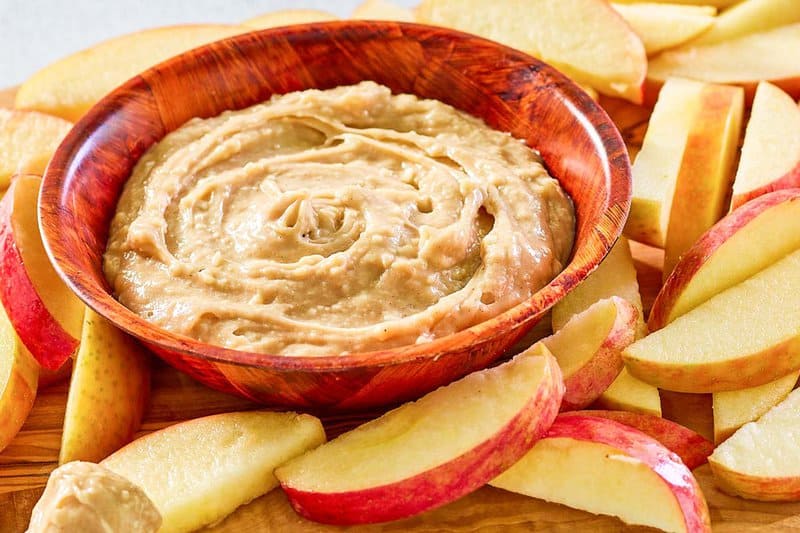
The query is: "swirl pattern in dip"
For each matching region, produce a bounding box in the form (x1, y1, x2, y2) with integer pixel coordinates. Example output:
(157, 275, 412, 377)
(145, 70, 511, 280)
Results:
(104, 82, 575, 356)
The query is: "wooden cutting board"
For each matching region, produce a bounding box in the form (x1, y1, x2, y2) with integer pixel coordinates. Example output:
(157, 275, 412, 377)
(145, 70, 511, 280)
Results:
(2, 86, 799, 532)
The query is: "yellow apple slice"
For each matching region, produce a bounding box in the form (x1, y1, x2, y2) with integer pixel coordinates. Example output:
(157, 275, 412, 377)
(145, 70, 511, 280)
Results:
(662, 82, 744, 278)
(647, 23, 800, 101)
(731, 82, 800, 210)
(0, 109, 72, 190)
(491, 414, 711, 532)
(611, 3, 717, 55)
(624, 247, 800, 393)
(15, 25, 248, 122)
(691, 0, 800, 46)
(624, 77, 705, 247)
(712, 371, 799, 444)
(102, 411, 325, 533)
(352, 0, 415, 20)
(543, 297, 636, 410)
(0, 303, 38, 453)
(243, 9, 338, 29)
(614, 0, 739, 6)
(594, 368, 662, 416)
(59, 309, 150, 464)
(650, 189, 800, 330)
(415, 0, 647, 103)
(275, 343, 563, 525)
(709, 388, 800, 501)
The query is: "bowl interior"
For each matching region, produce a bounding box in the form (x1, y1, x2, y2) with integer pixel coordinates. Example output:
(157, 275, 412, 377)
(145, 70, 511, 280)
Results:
(40, 21, 630, 371)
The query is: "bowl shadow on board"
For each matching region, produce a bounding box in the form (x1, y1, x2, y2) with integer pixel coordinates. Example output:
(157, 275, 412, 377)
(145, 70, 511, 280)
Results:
(40, 21, 631, 412)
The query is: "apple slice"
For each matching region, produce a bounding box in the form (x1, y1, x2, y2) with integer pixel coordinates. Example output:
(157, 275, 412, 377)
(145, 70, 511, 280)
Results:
(243, 9, 338, 29)
(543, 297, 636, 411)
(102, 411, 325, 532)
(275, 343, 563, 525)
(712, 371, 799, 443)
(563, 410, 714, 469)
(611, 3, 716, 55)
(614, 0, 739, 6)
(662, 82, 744, 278)
(624, 77, 704, 247)
(647, 23, 800, 102)
(59, 309, 150, 464)
(491, 414, 711, 532)
(650, 189, 800, 330)
(691, 0, 800, 46)
(415, 0, 647, 103)
(730, 82, 800, 210)
(594, 368, 662, 416)
(0, 109, 72, 190)
(709, 388, 800, 501)
(15, 25, 248, 122)
(351, 0, 415, 20)
(0, 175, 84, 370)
(0, 303, 38, 453)
(624, 247, 800, 393)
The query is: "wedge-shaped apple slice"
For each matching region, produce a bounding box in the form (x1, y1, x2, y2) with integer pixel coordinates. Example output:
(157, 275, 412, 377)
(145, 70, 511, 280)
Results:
(102, 411, 325, 533)
(624, 247, 800, 392)
(491, 414, 711, 532)
(352, 0, 415, 20)
(730, 82, 800, 210)
(0, 109, 72, 190)
(15, 25, 248, 122)
(59, 309, 150, 464)
(650, 189, 800, 330)
(691, 0, 800, 46)
(713, 371, 799, 444)
(594, 368, 662, 416)
(243, 9, 338, 29)
(662, 82, 744, 278)
(275, 343, 563, 525)
(0, 304, 38, 453)
(0, 175, 84, 370)
(710, 388, 800, 501)
(563, 410, 714, 469)
(648, 24, 800, 101)
(543, 297, 636, 411)
(611, 3, 716, 55)
(416, 0, 647, 103)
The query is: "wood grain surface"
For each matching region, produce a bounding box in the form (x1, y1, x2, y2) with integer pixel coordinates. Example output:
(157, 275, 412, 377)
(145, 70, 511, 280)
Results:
(2, 85, 798, 531)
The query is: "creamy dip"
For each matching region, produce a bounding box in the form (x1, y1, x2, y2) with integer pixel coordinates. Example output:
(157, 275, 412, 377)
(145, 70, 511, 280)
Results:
(104, 82, 574, 356)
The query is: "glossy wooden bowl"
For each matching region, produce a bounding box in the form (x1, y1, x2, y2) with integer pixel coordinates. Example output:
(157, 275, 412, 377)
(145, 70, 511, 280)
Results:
(40, 21, 631, 411)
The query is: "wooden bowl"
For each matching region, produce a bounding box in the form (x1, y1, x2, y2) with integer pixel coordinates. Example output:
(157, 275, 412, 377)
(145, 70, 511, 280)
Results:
(40, 22, 631, 411)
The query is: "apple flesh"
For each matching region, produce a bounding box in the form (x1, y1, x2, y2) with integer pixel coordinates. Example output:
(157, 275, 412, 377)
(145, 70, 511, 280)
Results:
(594, 368, 662, 417)
(491, 414, 711, 532)
(275, 343, 564, 525)
(102, 411, 325, 533)
(611, 3, 716, 55)
(709, 388, 800, 501)
(624, 247, 800, 392)
(0, 175, 84, 370)
(613, 0, 740, 6)
(415, 0, 647, 103)
(0, 109, 72, 190)
(691, 0, 800, 46)
(351, 0, 415, 20)
(242, 9, 338, 29)
(0, 303, 38, 453)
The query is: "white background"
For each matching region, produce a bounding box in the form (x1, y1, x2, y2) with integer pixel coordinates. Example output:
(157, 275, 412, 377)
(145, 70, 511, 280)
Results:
(1, 1, 416, 86)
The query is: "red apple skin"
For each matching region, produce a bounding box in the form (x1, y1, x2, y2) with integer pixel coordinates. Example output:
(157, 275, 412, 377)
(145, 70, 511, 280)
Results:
(280, 354, 565, 525)
(0, 180, 78, 370)
(547, 415, 712, 532)
(649, 188, 800, 331)
(730, 163, 800, 211)
(559, 297, 637, 411)
(562, 410, 714, 470)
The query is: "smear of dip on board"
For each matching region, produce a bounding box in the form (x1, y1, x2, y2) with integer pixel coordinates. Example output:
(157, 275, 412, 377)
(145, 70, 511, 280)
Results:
(104, 82, 575, 356)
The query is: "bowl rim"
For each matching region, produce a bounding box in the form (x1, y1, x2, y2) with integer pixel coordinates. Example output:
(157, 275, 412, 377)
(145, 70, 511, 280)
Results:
(40, 20, 631, 372)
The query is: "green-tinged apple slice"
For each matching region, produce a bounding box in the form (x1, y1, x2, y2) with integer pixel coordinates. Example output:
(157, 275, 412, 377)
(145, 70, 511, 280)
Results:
(242, 9, 338, 29)
(275, 343, 564, 525)
(491, 414, 711, 532)
(102, 411, 325, 533)
(0, 109, 72, 190)
(59, 309, 151, 464)
(543, 297, 636, 411)
(710, 388, 800, 501)
(712, 371, 799, 443)
(730, 82, 800, 210)
(650, 189, 800, 330)
(0, 175, 85, 370)
(416, 0, 647, 103)
(611, 3, 716, 55)
(0, 303, 38, 453)
(351, 0, 415, 20)
(691, 0, 800, 46)
(594, 368, 662, 416)
(624, 247, 800, 392)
